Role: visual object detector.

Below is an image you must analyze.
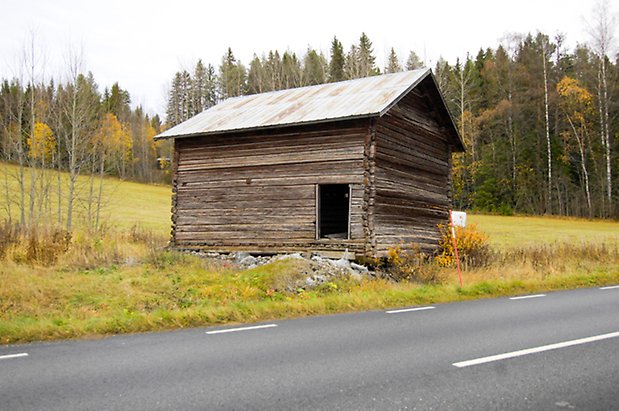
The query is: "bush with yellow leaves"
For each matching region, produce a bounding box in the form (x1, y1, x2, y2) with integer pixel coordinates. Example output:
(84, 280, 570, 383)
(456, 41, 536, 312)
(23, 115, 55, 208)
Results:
(386, 244, 446, 284)
(436, 224, 490, 269)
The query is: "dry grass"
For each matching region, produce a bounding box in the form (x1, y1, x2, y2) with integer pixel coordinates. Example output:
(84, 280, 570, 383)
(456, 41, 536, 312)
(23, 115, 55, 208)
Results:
(0, 226, 618, 344)
(0, 161, 171, 232)
(1, 161, 619, 343)
(468, 214, 619, 249)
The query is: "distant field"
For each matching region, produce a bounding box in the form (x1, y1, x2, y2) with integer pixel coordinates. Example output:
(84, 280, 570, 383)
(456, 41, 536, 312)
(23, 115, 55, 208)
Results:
(2, 161, 619, 344)
(469, 214, 619, 249)
(2, 161, 618, 247)
(0, 162, 171, 232)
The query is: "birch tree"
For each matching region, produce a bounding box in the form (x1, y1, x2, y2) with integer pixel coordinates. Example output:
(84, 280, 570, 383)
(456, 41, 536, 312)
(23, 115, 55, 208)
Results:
(538, 33, 554, 213)
(586, 0, 616, 214)
(557, 76, 595, 216)
(57, 48, 100, 230)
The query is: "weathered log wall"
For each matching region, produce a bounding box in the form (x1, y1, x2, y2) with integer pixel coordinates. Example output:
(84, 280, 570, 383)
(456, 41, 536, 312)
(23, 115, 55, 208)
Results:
(171, 120, 369, 255)
(373, 83, 452, 253)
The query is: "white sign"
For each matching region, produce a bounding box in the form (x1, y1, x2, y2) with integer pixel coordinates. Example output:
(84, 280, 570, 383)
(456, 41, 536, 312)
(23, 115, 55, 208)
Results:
(451, 211, 467, 227)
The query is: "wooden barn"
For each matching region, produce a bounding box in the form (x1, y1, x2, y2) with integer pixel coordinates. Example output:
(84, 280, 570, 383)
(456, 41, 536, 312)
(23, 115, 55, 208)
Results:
(155, 69, 464, 258)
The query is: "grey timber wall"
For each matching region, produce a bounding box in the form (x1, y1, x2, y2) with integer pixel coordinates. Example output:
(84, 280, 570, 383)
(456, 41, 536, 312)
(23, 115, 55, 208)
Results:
(171, 120, 369, 255)
(373, 83, 452, 253)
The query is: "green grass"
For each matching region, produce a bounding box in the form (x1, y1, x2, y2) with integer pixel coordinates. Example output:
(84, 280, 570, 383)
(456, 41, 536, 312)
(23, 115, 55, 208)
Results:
(3, 161, 617, 246)
(468, 214, 619, 249)
(0, 161, 171, 232)
(1, 249, 617, 344)
(1, 160, 619, 344)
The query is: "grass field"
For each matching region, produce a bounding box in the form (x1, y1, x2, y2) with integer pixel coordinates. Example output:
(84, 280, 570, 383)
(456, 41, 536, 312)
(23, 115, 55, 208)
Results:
(469, 214, 619, 249)
(1, 161, 618, 343)
(0, 162, 171, 232)
(3, 161, 618, 246)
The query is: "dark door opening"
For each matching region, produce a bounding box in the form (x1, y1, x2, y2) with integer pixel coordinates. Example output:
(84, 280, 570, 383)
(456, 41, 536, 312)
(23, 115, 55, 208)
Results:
(317, 184, 350, 239)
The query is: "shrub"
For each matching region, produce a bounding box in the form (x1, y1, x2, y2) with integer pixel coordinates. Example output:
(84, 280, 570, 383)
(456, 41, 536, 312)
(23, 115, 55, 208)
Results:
(0, 222, 71, 266)
(385, 244, 445, 284)
(25, 228, 72, 266)
(0, 221, 20, 259)
(437, 224, 491, 269)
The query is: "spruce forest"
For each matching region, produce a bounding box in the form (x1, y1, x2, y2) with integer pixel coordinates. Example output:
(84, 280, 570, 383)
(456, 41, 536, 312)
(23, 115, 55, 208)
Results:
(166, 31, 619, 219)
(1, 21, 618, 232)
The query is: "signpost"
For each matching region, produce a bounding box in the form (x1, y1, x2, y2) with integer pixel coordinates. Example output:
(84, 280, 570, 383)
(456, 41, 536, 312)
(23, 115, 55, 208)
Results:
(450, 211, 466, 287)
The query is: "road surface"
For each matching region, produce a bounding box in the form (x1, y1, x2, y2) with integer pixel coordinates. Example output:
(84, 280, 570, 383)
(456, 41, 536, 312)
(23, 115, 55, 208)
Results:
(1, 286, 619, 410)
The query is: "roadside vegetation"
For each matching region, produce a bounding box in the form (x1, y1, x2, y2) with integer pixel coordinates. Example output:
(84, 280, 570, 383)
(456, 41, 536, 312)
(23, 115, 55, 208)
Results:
(1, 162, 619, 344)
(1, 212, 618, 343)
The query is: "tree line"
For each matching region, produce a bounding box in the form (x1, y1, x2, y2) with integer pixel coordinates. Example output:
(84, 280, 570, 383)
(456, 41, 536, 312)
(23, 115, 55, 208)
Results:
(0, 50, 170, 231)
(165, 33, 424, 126)
(437, 12, 617, 219)
(166, 8, 618, 219)
(1, 1, 616, 234)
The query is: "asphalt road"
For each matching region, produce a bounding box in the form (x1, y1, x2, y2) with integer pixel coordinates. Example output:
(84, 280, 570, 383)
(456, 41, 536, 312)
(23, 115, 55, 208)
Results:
(1, 286, 619, 410)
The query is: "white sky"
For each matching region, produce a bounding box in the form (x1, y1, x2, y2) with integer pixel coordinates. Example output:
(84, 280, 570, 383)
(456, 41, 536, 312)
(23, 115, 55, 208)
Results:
(0, 0, 611, 118)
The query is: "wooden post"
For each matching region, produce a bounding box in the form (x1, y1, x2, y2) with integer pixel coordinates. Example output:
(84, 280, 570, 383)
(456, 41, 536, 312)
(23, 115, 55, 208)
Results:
(450, 211, 463, 288)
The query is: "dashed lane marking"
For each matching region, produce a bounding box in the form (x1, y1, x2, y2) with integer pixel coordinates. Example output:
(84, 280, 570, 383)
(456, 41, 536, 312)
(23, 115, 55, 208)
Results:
(206, 324, 278, 335)
(453, 331, 619, 368)
(509, 294, 546, 300)
(0, 353, 28, 360)
(386, 306, 435, 314)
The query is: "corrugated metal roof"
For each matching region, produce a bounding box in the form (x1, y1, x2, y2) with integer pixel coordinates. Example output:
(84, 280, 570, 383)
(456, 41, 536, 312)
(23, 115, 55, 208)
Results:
(156, 69, 431, 139)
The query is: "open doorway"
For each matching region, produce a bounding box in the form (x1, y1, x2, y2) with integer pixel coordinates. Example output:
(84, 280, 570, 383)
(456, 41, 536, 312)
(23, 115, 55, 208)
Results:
(317, 184, 350, 240)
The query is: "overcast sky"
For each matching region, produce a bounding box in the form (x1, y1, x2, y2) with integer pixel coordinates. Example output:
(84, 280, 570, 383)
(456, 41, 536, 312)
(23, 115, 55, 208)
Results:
(1, 0, 613, 118)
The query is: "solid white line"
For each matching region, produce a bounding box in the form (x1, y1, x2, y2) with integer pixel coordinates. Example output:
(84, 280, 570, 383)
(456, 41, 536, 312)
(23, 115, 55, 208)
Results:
(386, 306, 435, 314)
(509, 294, 546, 300)
(206, 324, 277, 335)
(0, 353, 28, 360)
(600, 285, 619, 290)
(453, 331, 619, 368)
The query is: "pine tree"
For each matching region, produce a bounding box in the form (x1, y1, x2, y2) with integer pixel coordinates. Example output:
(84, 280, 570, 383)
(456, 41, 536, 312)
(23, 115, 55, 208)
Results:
(218, 48, 246, 99)
(204, 63, 217, 108)
(344, 45, 360, 79)
(247, 54, 265, 94)
(192, 59, 207, 115)
(328, 36, 345, 82)
(405, 51, 424, 70)
(179, 70, 192, 120)
(165, 72, 182, 127)
(281, 51, 301, 89)
(302, 48, 326, 85)
(264, 50, 282, 91)
(102, 83, 130, 121)
(358, 32, 379, 77)
(385, 48, 402, 73)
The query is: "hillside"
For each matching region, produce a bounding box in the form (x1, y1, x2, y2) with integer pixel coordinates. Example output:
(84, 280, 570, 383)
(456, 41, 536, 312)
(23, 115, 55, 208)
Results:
(2, 161, 618, 247)
(2, 162, 619, 344)
(0, 162, 171, 232)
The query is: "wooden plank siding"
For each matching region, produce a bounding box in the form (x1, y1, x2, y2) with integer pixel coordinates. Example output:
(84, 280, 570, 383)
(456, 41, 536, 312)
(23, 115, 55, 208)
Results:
(171, 120, 370, 255)
(166, 74, 462, 258)
(373, 86, 452, 253)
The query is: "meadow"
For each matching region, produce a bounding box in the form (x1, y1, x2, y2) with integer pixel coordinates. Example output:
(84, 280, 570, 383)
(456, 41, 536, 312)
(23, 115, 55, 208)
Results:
(1, 162, 618, 343)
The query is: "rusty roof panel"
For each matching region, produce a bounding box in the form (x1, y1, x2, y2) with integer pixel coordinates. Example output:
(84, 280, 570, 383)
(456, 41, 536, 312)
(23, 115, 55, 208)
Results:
(156, 69, 430, 139)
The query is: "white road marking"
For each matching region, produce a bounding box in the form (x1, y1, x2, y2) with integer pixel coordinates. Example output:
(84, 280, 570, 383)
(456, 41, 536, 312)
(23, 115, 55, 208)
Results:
(386, 306, 435, 314)
(0, 353, 28, 360)
(509, 294, 546, 300)
(600, 285, 619, 290)
(453, 331, 619, 368)
(206, 324, 277, 335)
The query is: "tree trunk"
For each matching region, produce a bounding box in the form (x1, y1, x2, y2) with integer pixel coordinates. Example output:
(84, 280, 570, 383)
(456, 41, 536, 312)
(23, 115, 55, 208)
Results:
(542, 41, 552, 214)
(567, 116, 592, 217)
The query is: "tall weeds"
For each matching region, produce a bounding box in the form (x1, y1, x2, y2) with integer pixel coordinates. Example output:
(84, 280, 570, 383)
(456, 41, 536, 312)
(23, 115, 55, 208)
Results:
(0, 221, 167, 268)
